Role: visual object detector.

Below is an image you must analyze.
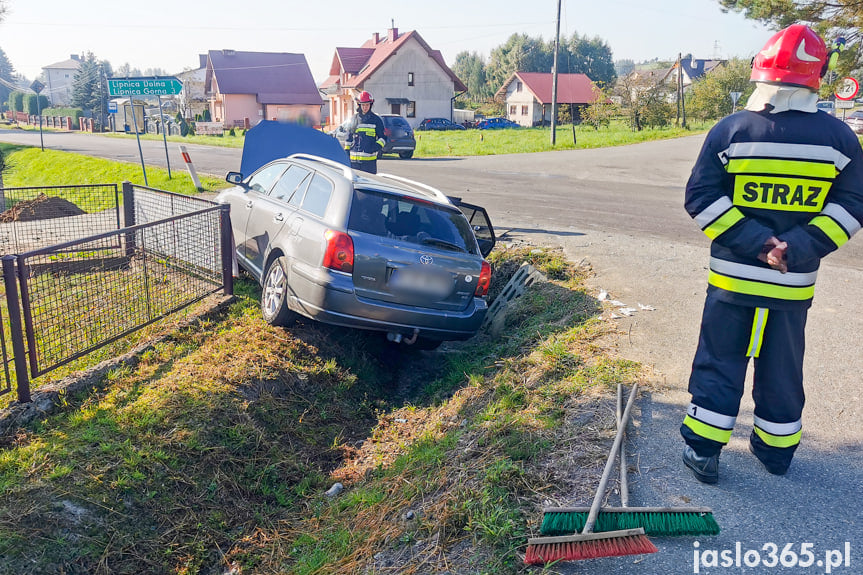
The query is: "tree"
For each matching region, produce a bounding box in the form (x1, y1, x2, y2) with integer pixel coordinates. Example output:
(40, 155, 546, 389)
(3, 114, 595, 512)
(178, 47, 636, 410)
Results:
(0, 1, 6, 23)
(563, 33, 617, 86)
(452, 51, 491, 101)
(581, 87, 617, 130)
(486, 34, 551, 94)
(114, 63, 142, 78)
(0, 46, 15, 112)
(615, 72, 674, 130)
(72, 53, 111, 126)
(717, 0, 862, 75)
(686, 59, 754, 121)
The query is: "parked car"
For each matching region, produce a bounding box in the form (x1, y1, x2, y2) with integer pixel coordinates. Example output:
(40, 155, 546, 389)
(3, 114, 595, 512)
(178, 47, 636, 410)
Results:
(217, 153, 496, 348)
(816, 100, 835, 116)
(476, 117, 520, 130)
(844, 110, 863, 134)
(330, 114, 416, 159)
(417, 117, 466, 131)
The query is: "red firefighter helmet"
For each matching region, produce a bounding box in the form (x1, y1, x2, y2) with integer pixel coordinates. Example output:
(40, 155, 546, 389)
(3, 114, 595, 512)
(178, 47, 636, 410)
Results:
(356, 91, 374, 104)
(750, 24, 827, 90)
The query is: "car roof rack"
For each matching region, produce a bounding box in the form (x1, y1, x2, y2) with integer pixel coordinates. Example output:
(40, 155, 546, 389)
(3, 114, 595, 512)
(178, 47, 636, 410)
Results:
(289, 153, 353, 180)
(376, 173, 450, 204)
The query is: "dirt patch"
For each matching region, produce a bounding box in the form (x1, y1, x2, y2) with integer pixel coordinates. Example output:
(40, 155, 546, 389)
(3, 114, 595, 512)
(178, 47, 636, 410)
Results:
(0, 193, 87, 222)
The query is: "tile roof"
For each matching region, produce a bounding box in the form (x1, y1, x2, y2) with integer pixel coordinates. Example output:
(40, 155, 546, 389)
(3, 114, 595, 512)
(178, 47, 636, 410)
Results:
(206, 50, 322, 105)
(325, 30, 466, 92)
(43, 58, 81, 70)
(496, 72, 599, 104)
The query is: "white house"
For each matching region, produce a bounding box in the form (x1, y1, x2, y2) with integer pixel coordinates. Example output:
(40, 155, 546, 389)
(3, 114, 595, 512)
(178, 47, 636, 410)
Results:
(495, 72, 600, 127)
(319, 28, 467, 130)
(176, 55, 208, 120)
(42, 55, 81, 106)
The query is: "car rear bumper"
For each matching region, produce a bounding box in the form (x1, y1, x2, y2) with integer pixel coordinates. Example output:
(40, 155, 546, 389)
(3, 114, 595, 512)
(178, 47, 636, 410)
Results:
(289, 262, 487, 340)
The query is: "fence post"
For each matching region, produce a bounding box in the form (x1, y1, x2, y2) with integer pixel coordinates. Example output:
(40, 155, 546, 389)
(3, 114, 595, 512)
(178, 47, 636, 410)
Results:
(219, 204, 234, 296)
(122, 181, 136, 258)
(2, 255, 30, 403)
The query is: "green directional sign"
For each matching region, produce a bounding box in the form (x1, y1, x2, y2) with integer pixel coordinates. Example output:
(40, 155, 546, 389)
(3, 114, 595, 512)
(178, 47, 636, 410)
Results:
(107, 77, 183, 97)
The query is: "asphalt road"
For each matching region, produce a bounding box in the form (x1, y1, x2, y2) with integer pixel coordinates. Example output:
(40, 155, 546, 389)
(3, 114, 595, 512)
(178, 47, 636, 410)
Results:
(2, 129, 861, 574)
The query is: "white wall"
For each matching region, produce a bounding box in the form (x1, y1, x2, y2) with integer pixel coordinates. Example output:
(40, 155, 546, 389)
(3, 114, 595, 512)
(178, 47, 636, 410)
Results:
(363, 38, 455, 128)
(503, 79, 540, 127)
(44, 67, 77, 106)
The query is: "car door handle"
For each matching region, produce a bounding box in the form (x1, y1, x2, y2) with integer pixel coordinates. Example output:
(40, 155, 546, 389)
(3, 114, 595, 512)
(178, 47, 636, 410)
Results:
(273, 213, 284, 223)
(245, 201, 254, 209)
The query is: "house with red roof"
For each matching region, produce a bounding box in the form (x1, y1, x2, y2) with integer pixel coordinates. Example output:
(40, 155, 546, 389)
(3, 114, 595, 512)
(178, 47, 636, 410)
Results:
(494, 72, 601, 127)
(319, 28, 467, 130)
(205, 50, 323, 129)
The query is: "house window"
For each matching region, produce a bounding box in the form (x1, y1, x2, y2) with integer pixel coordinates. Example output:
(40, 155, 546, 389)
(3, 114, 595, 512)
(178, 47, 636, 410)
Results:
(408, 72, 414, 86)
(407, 101, 416, 118)
(516, 82, 522, 92)
(391, 103, 400, 115)
(509, 105, 516, 115)
(521, 105, 528, 115)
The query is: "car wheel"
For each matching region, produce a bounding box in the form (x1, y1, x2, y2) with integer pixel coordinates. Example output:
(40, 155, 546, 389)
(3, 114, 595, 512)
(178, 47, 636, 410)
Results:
(411, 337, 442, 351)
(261, 256, 296, 326)
(398, 150, 414, 159)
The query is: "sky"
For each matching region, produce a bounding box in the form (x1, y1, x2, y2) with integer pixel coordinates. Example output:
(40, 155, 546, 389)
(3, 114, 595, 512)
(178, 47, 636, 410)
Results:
(0, 0, 772, 85)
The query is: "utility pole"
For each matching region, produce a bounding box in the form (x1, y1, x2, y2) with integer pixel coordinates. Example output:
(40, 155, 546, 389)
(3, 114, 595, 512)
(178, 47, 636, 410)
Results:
(676, 54, 681, 126)
(550, 0, 561, 145)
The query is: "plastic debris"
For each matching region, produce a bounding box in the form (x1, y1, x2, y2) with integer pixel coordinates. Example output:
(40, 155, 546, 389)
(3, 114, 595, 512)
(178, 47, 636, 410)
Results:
(325, 483, 344, 498)
(618, 308, 637, 316)
(598, 290, 608, 301)
(609, 300, 627, 307)
(638, 303, 656, 311)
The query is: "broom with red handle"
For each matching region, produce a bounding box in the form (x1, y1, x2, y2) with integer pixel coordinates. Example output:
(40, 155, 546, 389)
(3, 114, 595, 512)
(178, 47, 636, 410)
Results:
(525, 382, 657, 564)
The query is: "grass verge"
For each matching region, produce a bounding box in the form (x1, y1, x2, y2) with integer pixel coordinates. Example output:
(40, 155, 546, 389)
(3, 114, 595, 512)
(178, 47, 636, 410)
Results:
(0, 143, 226, 194)
(0, 245, 645, 574)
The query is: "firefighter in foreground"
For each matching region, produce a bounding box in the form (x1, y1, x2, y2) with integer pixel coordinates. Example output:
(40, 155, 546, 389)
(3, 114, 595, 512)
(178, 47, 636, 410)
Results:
(344, 91, 386, 174)
(681, 24, 863, 483)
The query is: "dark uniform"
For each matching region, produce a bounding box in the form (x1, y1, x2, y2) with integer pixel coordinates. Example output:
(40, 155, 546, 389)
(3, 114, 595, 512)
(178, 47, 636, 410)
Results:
(345, 110, 386, 174)
(682, 108, 863, 473)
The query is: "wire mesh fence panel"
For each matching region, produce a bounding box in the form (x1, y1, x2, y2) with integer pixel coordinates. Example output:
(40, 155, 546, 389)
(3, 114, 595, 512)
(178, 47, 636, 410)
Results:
(19, 207, 225, 376)
(131, 185, 217, 225)
(0, 185, 121, 256)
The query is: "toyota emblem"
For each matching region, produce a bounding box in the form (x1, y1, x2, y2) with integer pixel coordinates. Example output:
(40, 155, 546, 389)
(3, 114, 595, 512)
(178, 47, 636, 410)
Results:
(419, 254, 434, 265)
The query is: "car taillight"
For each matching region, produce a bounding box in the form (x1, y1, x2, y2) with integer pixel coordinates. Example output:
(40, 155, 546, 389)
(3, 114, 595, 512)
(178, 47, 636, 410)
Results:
(384, 127, 392, 137)
(323, 230, 354, 273)
(475, 260, 491, 296)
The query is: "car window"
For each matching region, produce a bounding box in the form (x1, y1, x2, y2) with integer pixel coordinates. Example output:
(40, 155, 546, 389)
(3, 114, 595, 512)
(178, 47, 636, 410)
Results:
(247, 163, 287, 194)
(269, 165, 311, 202)
(348, 189, 477, 254)
(387, 117, 411, 129)
(301, 174, 333, 218)
(288, 175, 311, 207)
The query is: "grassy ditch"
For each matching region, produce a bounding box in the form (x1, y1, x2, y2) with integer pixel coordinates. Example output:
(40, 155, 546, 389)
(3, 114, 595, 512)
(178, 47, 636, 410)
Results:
(0, 143, 226, 194)
(0, 246, 645, 574)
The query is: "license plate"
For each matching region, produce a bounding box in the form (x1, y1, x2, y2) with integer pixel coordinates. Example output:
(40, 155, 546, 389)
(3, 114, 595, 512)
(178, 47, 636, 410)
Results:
(389, 268, 453, 297)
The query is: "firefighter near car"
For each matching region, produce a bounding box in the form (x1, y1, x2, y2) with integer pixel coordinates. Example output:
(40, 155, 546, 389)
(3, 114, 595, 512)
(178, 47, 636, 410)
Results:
(344, 91, 387, 174)
(680, 24, 863, 484)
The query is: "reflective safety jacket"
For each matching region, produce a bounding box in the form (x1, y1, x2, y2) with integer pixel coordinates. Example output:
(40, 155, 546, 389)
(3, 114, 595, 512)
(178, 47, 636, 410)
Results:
(345, 111, 386, 167)
(686, 109, 863, 310)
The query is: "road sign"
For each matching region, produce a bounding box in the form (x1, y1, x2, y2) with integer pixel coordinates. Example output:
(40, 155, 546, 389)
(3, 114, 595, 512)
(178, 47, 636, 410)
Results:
(835, 77, 859, 101)
(729, 91, 742, 105)
(836, 99, 854, 109)
(107, 101, 118, 113)
(30, 79, 45, 94)
(107, 77, 183, 97)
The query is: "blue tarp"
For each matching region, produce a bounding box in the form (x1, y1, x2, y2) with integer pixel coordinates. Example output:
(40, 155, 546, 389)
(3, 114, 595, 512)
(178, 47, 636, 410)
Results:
(239, 120, 349, 176)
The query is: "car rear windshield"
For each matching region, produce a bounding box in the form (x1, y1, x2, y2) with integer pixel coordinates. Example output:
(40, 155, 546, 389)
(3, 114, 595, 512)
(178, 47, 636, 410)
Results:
(348, 189, 478, 255)
(386, 117, 411, 129)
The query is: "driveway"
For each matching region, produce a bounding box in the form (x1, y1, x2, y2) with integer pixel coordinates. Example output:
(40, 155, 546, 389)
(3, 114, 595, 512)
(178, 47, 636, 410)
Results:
(2, 129, 861, 573)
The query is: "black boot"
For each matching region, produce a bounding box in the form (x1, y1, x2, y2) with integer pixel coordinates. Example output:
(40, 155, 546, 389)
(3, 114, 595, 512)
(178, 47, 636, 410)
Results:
(748, 440, 790, 476)
(683, 445, 719, 484)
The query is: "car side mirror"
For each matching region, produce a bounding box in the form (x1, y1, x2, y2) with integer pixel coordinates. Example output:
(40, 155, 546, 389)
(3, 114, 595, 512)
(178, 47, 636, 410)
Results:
(226, 171, 250, 189)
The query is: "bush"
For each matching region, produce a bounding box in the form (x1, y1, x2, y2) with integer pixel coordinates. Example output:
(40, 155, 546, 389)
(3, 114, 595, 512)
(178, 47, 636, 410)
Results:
(23, 94, 50, 115)
(228, 127, 235, 136)
(202, 109, 211, 122)
(8, 91, 24, 113)
(43, 107, 86, 124)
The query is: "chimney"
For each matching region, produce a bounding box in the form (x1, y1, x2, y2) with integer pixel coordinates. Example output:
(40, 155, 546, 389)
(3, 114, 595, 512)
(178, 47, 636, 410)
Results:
(387, 28, 398, 42)
(199, 54, 207, 69)
(372, 32, 379, 44)
(71, 54, 80, 61)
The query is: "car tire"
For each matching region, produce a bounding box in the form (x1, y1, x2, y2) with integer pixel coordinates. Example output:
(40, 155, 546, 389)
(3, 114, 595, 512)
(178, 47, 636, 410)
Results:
(410, 337, 442, 351)
(261, 256, 296, 326)
(398, 150, 414, 159)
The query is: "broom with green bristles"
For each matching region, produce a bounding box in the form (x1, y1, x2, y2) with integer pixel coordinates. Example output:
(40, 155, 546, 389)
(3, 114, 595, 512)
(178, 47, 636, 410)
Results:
(539, 383, 720, 538)
(525, 383, 658, 564)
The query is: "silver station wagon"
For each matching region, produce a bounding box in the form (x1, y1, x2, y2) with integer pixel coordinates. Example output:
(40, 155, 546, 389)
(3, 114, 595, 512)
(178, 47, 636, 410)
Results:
(217, 153, 496, 349)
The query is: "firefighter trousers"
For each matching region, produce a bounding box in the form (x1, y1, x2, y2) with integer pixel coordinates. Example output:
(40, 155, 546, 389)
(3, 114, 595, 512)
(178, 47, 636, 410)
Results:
(680, 292, 807, 473)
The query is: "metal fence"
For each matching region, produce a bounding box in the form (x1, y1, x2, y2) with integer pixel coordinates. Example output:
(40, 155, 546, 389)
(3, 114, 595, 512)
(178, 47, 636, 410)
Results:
(0, 183, 233, 403)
